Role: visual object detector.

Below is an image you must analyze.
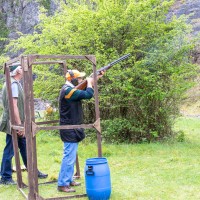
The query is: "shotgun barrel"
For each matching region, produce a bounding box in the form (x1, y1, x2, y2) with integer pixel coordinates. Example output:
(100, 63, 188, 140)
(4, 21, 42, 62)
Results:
(75, 53, 131, 90)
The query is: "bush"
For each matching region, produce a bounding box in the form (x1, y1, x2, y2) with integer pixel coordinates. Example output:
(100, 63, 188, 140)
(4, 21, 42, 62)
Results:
(102, 118, 141, 143)
(175, 130, 185, 142)
(101, 118, 165, 143)
(6, 0, 199, 142)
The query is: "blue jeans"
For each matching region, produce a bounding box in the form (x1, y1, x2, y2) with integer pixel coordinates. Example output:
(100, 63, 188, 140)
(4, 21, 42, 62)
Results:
(58, 142, 78, 186)
(0, 134, 27, 181)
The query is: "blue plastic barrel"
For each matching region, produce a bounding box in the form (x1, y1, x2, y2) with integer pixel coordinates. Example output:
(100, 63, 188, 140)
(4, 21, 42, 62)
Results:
(85, 157, 111, 200)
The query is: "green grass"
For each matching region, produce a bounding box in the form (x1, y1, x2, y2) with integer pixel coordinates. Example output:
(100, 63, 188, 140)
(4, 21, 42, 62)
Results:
(1, 117, 200, 200)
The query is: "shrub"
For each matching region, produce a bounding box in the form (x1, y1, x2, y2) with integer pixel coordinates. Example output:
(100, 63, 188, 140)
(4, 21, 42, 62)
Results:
(5, 0, 199, 142)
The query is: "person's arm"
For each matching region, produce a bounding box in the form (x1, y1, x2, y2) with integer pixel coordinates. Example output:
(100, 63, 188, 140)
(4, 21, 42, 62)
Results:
(65, 72, 105, 101)
(86, 71, 104, 88)
(13, 98, 22, 125)
(86, 77, 93, 89)
(13, 98, 24, 137)
(65, 87, 94, 101)
(11, 82, 24, 137)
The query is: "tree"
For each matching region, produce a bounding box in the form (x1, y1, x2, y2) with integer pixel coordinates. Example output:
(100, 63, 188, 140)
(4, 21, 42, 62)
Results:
(6, 0, 198, 142)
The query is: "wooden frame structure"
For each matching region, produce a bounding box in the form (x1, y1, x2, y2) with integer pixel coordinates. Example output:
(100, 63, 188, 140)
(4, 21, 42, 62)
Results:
(4, 54, 102, 200)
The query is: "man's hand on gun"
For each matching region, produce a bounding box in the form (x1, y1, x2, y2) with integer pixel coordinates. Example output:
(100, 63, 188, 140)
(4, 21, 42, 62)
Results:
(86, 71, 105, 86)
(97, 71, 105, 79)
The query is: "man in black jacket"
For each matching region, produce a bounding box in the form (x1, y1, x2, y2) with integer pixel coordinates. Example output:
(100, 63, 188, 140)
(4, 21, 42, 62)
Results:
(58, 69, 103, 193)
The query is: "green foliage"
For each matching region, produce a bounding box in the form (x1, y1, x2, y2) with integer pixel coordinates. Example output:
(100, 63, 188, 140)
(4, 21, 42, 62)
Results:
(101, 118, 146, 143)
(33, 64, 64, 105)
(0, 106, 3, 114)
(0, 55, 9, 90)
(6, 0, 199, 142)
(37, 0, 51, 11)
(2, 117, 200, 199)
(175, 130, 185, 142)
(0, 13, 9, 54)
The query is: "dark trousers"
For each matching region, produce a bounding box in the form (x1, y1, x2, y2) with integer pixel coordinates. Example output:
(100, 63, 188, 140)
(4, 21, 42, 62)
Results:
(0, 134, 27, 181)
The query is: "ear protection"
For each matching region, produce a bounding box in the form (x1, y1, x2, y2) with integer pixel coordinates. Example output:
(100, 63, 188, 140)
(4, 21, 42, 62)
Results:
(68, 70, 74, 78)
(68, 70, 78, 86)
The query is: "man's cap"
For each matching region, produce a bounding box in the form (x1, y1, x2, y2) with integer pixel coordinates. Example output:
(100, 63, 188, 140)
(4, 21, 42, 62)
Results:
(10, 65, 18, 72)
(10, 62, 21, 72)
(66, 69, 86, 80)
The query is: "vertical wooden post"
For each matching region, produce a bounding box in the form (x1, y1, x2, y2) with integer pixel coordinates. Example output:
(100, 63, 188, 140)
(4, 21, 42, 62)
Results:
(75, 154, 80, 178)
(22, 56, 37, 200)
(28, 56, 39, 193)
(5, 64, 24, 188)
(62, 61, 67, 76)
(92, 57, 102, 157)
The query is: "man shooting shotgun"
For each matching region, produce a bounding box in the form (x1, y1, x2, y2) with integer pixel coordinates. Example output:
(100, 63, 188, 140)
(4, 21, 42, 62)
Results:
(75, 53, 131, 90)
(57, 53, 130, 193)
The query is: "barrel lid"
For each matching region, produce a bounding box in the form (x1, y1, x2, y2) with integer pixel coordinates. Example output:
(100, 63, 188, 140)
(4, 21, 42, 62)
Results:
(86, 157, 108, 165)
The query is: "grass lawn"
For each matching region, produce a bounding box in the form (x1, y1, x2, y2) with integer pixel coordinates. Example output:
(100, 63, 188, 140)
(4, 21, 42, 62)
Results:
(0, 117, 200, 200)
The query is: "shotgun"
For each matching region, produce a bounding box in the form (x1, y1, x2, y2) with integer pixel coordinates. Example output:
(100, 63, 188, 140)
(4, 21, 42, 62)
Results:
(75, 53, 131, 90)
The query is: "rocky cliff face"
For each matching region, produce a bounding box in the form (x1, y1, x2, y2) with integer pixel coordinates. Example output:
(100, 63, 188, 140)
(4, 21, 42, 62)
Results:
(167, 0, 200, 64)
(0, 0, 57, 57)
(0, 0, 58, 35)
(1, 0, 39, 38)
(168, 0, 200, 36)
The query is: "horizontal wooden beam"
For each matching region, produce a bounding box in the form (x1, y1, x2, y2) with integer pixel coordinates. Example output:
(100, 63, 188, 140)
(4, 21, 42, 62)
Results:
(6, 56, 21, 65)
(29, 55, 94, 60)
(45, 194, 87, 200)
(39, 124, 94, 131)
(11, 125, 24, 131)
(32, 61, 65, 65)
(32, 118, 101, 137)
(32, 121, 95, 137)
(36, 120, 59, 125)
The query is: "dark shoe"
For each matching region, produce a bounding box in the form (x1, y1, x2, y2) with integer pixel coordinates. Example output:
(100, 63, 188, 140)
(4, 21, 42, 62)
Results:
(70, 181, 81, 186)
(38, 170, 48, 179)
(0, 179, 16, 185)
(58, 186, 76, 193)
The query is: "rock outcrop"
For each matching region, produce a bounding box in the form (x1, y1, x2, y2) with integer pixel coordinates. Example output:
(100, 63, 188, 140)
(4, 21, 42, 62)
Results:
(168, 0, 200, 36)
(168, 0, 200, 65)
(0, 0, 57, 57)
